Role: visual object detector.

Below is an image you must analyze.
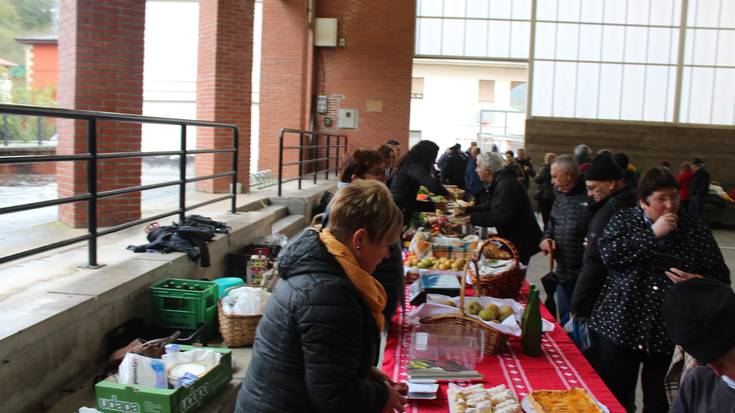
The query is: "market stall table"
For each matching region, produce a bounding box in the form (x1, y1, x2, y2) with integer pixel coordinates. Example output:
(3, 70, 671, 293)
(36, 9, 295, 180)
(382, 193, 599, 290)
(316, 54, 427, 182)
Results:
(381, 288, 626, 413)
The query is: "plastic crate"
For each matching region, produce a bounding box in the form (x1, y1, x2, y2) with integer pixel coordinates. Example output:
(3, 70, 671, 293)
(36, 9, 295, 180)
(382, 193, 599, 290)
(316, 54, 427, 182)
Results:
(151, 279, 218, 340)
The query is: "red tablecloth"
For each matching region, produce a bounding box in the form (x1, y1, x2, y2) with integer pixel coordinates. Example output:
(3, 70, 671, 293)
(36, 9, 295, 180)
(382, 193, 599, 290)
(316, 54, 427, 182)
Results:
(380, 289, 626, 412)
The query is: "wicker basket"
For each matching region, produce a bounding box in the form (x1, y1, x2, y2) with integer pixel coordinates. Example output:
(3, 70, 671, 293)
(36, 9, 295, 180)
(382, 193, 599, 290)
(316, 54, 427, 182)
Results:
(419, 261, 509, 355)
(468, 236, 523, 299)
(217, 300, 262, 347)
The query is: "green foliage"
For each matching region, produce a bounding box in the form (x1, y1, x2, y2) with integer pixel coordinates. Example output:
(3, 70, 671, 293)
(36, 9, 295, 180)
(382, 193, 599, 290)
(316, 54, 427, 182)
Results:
(0, 80, 56, 144)
(0, 0, 55, 63)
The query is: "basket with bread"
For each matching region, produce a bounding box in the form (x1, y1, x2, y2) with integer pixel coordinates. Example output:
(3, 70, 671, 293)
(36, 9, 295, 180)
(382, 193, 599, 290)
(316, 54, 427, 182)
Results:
(468, 237, 523, 299)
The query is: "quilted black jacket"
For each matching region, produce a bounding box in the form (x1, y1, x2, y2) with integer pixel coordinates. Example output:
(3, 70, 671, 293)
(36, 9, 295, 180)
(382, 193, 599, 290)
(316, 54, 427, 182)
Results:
(569, 186, 637, 317)
(236, 230, 388, 413)
(543, 177, 594, 284)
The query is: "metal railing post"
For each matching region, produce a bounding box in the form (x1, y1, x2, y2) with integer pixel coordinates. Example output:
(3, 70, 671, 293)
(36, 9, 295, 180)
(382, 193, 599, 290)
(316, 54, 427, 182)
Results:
(231, 127, 239, 213)
(179, 124, 187, 223)
(86, 118, 100, 268)
(298, 131, 304, 190)
(335, 136, 340, 176)
(36, 116, 42, 145)
(325, 134, 331, 180)
(278, 129, 284, 197)
(313, 133, 318, 185)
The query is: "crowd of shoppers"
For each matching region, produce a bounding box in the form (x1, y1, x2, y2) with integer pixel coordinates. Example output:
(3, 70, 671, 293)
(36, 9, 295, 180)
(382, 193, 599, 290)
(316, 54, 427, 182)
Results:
(238, 136, 728, 413)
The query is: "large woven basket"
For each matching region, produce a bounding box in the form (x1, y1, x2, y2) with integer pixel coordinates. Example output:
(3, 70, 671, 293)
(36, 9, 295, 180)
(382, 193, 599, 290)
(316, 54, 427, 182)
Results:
(419, 261, 509, 355)
(217, 300, 261, 347)
(468, 236, 523, 299)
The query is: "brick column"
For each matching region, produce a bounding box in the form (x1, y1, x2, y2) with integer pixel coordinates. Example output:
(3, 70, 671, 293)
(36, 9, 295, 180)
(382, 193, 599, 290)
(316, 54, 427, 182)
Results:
(258, 0, 312, 176)
(196, 0, 253, 193)
(57, 0, 145, 228)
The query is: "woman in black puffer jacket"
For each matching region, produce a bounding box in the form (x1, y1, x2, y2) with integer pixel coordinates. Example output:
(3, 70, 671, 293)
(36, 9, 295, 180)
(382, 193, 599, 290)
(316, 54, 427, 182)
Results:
(390, 140, 449, 224)
(236, 181, 406, 413)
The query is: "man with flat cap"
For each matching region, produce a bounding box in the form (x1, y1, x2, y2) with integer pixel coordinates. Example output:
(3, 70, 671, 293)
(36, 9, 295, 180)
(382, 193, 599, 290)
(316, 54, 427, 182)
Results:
(663, 277, 735, 412)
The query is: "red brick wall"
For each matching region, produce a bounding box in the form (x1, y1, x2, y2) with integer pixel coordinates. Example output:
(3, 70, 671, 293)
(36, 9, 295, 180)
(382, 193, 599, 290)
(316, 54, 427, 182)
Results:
(258, 0, 414, 176)
(57, 0, 145, 228)
(258, 0, 312, 176)
(196, 0, 253, 193)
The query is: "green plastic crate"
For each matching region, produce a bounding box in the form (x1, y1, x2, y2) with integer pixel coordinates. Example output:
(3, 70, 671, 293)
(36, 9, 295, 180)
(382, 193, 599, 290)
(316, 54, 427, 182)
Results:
(95, 346, 232, 413)
(151, 279, 218, 340)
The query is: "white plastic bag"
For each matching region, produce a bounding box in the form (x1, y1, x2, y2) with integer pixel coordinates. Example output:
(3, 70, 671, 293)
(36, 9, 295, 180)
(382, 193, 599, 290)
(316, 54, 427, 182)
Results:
(222, 286, 271, 315)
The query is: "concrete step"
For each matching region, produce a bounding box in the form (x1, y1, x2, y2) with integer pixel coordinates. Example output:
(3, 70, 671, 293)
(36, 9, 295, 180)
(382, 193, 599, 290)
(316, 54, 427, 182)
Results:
(260, 204, 289, 221)
(271, 214, 306, 239)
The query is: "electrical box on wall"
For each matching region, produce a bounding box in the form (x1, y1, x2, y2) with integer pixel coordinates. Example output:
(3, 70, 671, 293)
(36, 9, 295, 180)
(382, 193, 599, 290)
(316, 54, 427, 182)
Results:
(316, 95, 328, 114)
(338, 109, 358, 129)
(314, 18, 338, 47)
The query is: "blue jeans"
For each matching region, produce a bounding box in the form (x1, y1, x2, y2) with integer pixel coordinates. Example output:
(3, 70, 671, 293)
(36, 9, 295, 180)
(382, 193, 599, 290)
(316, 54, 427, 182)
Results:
(555, 282, 574, 325)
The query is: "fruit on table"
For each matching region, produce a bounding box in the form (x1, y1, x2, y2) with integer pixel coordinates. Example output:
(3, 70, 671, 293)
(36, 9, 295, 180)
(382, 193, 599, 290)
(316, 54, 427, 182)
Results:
(466, 300, 482, 315)
(499, 305, 514, 321)
(405, 255, 467, 272)
(478, 309, 493, 321)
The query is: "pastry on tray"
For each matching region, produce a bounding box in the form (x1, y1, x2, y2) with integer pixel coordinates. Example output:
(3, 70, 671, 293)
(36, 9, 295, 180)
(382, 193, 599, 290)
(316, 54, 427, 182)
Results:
(528, 388, 603, 413)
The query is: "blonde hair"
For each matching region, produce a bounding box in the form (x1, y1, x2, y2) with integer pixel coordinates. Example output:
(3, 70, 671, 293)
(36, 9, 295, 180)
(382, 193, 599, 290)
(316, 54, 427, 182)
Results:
(327, 180, 403, 244)
(544, 152, 557, 164)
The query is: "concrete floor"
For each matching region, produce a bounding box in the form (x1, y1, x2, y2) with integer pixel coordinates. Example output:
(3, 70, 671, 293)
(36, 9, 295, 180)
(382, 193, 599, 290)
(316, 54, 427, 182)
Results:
(45, 224, 735, 413)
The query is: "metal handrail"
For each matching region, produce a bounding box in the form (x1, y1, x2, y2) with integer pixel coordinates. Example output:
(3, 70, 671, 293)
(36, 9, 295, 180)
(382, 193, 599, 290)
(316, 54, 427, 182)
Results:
(277, 128, 347, 196)
(0, 103, 239, 267)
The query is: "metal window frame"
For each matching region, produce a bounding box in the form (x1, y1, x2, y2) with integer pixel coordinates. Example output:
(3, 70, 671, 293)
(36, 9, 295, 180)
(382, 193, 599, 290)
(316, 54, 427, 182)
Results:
(416, 0, 735, 127)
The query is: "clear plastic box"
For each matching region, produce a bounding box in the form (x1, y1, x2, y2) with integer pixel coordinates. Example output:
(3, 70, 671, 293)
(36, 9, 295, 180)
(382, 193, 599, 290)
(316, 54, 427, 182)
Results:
(409, 327, 485, 373)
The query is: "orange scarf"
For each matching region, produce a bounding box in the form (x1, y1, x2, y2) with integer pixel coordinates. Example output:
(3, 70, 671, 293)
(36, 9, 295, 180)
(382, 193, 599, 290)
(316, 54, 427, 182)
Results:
(319, 229, 387, 331)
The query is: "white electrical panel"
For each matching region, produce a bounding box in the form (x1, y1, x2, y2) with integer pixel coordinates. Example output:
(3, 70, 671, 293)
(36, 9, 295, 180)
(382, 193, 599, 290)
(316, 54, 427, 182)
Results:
(314, 18, 338, 47)
(316, 95, 328, 114)
(338, 108, 358, 129)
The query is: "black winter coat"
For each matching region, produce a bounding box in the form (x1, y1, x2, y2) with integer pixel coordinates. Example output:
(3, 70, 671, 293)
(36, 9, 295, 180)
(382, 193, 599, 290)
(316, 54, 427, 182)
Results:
(236, 230, 388, 413)
(533, 164, 554, 201)
(590, 207, 730, 355)
(543, 177, 593, 285)
(569, 186, 637, 317)
(467, 168, 542, 264)
(390, 161, 449, 223)
(690, 167, 711, 199)
(440, 152, 469, 189)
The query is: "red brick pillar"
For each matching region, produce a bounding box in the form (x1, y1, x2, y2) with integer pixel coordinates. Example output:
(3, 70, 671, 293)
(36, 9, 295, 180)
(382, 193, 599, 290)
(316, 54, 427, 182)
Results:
(57, 0, 145, 228)
(196, 0, 253, 193)
(258, 0, 313, 175)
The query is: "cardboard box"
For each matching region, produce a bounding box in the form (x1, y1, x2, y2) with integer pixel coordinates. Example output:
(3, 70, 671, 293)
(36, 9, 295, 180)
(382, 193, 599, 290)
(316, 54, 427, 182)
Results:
(95, 346, 232, 413)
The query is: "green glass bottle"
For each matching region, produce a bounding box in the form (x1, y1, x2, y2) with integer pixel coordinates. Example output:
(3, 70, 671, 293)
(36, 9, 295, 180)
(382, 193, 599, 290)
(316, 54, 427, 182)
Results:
(522, 286, 542, 356)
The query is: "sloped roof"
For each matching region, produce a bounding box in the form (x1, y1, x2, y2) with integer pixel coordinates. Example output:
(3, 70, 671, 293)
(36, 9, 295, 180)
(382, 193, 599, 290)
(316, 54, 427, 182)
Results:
(15, 34, 58, 45)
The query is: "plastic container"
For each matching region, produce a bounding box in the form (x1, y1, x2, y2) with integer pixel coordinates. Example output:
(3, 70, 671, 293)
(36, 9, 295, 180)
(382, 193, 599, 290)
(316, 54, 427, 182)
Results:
(409, 329, 484, 372)
(213, 277, 245, 299)
(150, 278, 218, 340)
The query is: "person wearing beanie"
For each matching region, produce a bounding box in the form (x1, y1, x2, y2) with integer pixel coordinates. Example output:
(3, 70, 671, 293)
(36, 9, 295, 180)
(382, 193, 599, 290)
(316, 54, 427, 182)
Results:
(663, 278, 735, 412)
(568, 155, 637, 348)
(585, 167, 729, 413)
